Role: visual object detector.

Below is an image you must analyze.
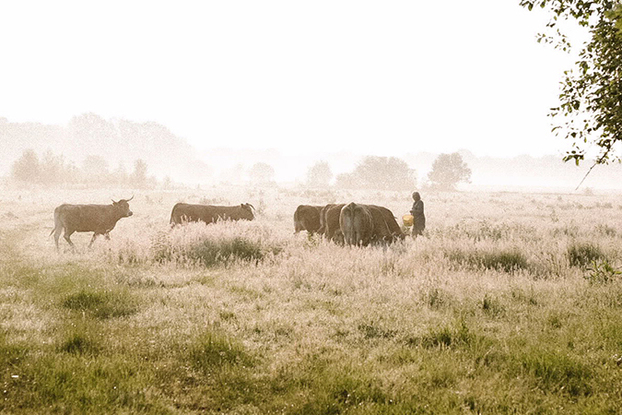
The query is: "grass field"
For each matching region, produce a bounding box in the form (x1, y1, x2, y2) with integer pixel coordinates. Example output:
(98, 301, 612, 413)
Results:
(2, 185, 622, 414)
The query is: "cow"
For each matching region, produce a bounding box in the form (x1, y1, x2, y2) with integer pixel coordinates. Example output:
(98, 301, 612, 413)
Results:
(340, 202, 374, 246)
(369, 205, 406, 243)
(339, 203, 404, 246)
(169, 203, 255, 226)
(294, 205, 323, 234)
(50, 197, 134, 250)
(319, 203, 345, 243)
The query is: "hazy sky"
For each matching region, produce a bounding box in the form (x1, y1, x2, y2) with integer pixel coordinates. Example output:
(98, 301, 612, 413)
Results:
(0, 1, 580, 159)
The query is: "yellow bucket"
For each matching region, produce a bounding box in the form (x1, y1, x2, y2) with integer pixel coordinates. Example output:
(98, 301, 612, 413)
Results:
(402, 214, 414, 227)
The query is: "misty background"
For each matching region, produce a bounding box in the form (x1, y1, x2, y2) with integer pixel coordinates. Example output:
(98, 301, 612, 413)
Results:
(2, 113, 622, 192)
(1, 2, 619, 192)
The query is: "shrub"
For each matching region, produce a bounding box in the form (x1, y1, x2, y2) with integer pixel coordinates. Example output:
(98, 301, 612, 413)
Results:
(188, 237, 265, 267)
(152, 226, 283, 268)
(585, 260, 622, 284)
(567, 242, 605, 267)
(448, 249, 529, 273)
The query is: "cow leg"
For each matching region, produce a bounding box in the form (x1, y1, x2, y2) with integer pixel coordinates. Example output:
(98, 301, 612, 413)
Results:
(104, 232, 111, 241)
(53, 226, 63, 251)
(63, 230, 75, 249)
(88, 233, 99, 248)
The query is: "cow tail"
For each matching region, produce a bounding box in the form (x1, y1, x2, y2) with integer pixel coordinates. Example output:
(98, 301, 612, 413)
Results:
(50, 207, 60, 236)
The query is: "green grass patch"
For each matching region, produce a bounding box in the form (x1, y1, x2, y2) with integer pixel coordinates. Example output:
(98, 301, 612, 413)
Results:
(189, 330, 255, 371)
(516, 347, 594, 397)
(62, 289, 138, 319)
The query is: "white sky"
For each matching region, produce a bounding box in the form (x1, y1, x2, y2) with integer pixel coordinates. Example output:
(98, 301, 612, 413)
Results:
(0, 1, 579, 159)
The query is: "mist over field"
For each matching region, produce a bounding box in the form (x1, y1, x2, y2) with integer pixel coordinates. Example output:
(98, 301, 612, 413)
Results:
(3, 114, 622, 192)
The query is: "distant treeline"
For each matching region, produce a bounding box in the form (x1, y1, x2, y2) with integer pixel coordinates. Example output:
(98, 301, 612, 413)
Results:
(0, 114, 210, 184)
(9, 149, 162, 188)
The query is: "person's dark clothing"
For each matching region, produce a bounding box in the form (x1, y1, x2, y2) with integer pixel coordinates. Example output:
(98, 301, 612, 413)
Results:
(410, 200, 425, 236)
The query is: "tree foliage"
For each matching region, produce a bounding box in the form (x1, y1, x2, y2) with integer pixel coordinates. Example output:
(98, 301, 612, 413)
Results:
(336, 156, 416, 191)
(249, 162, 275, 185)
(427, 153, 471, 191)
(11, 149, 41, 183)
(9, 149, 155, 188)
(306, 161, 333, 188)
(520, 1, 622, 168)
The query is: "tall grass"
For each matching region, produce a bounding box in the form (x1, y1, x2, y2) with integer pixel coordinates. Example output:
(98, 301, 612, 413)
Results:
(2, 187, 622, 413)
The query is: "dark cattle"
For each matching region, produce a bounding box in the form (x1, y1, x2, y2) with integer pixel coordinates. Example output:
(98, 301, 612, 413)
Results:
(339, 203, 404, 246)
(369, 205, 406, 243)
(340, 203, 374, 246)
(50, 197, 134, 250)
(170, 203, 255, 226)
(319, 203, 345, 243)
(294, 205, 323, 234)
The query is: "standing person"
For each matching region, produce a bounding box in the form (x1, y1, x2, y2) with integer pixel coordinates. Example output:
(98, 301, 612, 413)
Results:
(410, 191, 425, 237)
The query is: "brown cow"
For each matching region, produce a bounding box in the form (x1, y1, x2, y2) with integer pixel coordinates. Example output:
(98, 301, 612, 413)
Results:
(294, 205, 323, 234)
(340, 203, 374, 246)
(50, 197, 134, 250)
(339, 203, 404, 246)
(319, 203, 345, 243)
(369, 205, 406, 243)
(170, 203, 255, 226)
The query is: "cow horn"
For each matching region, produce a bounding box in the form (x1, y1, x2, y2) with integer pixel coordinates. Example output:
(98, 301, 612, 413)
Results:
(127, 195, 134, 202)
(111, 199, 117, 204)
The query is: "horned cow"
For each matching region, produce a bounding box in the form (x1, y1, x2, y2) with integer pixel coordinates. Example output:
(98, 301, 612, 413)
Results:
(170, 203, 255, 226)
(50, 197, 134, 250)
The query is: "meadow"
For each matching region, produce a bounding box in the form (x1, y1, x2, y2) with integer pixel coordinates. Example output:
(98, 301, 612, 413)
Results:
(2, 185, 622, 414)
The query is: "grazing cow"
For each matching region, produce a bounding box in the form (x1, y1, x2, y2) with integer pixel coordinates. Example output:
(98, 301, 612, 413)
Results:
(294, 205, 323, 234)
(340, 203, 405, 246)
(319, 203, 345, 243)
(170, 203, 255, 226)
(369, 205, 406, 243)
(340, 203, 374, 246)
(51, 197, 134, 250)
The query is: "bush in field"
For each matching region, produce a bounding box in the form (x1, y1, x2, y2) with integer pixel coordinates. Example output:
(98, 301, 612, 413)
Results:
(585, 260, 622, 284)
(189, 237, 267, 267)
(448, 248, 530, 273)
(151, 224, 283, 268)
(567, 242, 605, 267)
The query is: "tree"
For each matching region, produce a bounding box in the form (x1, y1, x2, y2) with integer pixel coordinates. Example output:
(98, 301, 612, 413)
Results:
(520, 1, 622, 175)
(40, 150, 69, 184)
(82, 155, 110, 183)
(248, 162, 275, 184)
(427, 153, 471, 191)
(306, 161, 333, 188)
(130, 159, 148, 188)
(11, 149, 41, 183)
(335, 156, 416, 190)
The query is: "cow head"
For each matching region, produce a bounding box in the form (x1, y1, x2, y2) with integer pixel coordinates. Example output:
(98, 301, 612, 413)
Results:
(112, 196, 134, 217)
(240, 203, 255, 220)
